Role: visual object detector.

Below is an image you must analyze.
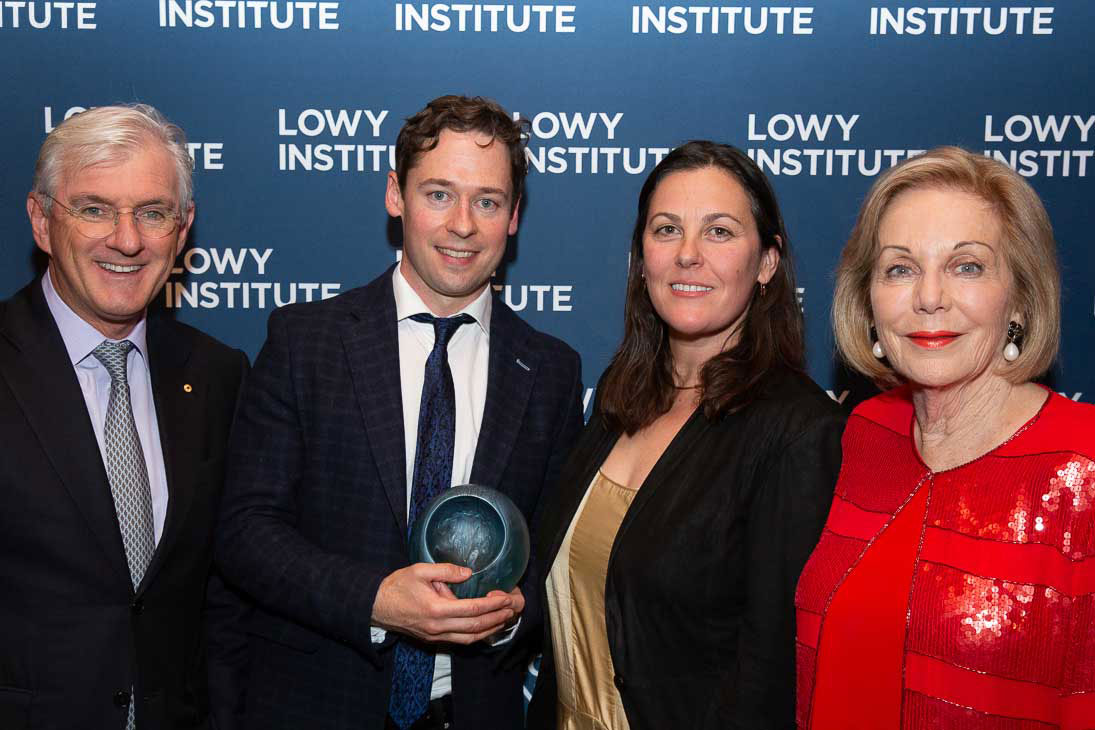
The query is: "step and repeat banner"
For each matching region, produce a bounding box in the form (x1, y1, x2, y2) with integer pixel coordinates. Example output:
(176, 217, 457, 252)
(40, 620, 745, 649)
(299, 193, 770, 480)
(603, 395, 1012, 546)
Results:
(1, 1, 1092, 412)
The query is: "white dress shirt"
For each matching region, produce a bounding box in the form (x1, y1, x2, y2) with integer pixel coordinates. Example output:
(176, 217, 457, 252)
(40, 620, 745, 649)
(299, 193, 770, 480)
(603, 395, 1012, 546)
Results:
(41, 270, 169, 545)
(370, 265, 493, 701)
(393, 268, 492, 515)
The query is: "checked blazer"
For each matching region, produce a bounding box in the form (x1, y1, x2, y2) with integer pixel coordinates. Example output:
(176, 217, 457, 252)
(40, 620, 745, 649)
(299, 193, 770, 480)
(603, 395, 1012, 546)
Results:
(0, 279, 249, 730)
(216, 267, 584, 730)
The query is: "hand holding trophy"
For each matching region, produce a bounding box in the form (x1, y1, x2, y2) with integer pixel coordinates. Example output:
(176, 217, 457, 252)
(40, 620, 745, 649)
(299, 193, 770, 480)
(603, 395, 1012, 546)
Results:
(409, 484, 530, 600)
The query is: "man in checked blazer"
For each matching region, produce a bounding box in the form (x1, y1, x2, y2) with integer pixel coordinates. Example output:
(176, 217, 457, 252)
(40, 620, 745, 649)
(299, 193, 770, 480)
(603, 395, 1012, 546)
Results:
(0, 105, 248, 729)
(217, 95, 584, 730)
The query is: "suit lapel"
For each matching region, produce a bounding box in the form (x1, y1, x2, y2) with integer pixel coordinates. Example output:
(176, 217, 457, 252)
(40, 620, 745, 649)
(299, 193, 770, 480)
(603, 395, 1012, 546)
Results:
(540, 423, 617, 578)
(469, 302, 535, 494)
(612, 407, 706, 552)
(140, 315, 195, 591)
(0, 282, 131, 588)
(538, 410, 705, 579)
(341, 274, 408, 534)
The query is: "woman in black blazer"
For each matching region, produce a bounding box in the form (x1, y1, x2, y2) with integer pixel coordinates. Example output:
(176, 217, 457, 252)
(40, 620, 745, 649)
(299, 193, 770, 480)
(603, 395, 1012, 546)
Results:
(527, 141, 845, 730)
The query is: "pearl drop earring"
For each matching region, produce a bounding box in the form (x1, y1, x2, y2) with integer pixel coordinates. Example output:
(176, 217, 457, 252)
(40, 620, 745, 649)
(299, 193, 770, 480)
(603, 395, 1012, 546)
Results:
(1004, 321, 1023, 362)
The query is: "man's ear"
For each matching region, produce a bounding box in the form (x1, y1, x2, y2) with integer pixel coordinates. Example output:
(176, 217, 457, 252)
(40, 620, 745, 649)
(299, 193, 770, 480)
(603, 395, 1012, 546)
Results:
(174, 202, 195, 258)
(27, 194, 53, 256)
(385, 171, 404, 218)
(507, 195, 520, 236)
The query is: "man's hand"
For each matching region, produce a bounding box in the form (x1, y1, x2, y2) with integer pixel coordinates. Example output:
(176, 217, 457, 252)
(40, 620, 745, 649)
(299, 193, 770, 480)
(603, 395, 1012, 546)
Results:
(432, 583, 525, 639)
(372, 563, 517, 644)
(494, 586, 524, 631)
(491, 586, 524, 641)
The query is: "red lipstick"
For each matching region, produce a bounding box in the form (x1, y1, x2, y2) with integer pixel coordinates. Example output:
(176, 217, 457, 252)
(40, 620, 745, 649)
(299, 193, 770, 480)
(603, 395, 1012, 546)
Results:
(906, 331, 961, 349)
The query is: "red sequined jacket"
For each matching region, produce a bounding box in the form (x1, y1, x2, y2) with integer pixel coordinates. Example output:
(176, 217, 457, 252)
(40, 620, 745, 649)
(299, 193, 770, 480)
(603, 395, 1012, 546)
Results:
(795, 388, 1095, 729)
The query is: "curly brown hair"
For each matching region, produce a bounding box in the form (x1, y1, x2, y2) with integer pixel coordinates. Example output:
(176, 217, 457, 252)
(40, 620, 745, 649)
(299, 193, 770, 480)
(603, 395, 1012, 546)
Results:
(395, 95, 530, 209)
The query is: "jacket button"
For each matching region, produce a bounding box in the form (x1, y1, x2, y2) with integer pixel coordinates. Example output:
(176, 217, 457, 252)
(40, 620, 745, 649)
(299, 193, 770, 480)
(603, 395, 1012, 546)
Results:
(613, 674, 625, 690)
(131, 599, 144, 615)
(114, 690, 130, 707)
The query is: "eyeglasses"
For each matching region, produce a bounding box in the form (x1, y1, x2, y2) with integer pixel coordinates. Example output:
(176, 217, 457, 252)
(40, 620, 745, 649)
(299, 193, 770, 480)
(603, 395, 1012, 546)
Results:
(44, 194, 182, 239)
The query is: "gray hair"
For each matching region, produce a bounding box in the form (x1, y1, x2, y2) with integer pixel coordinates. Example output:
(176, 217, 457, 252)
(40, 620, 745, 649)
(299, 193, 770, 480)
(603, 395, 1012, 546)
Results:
(32, 103, 194, 215)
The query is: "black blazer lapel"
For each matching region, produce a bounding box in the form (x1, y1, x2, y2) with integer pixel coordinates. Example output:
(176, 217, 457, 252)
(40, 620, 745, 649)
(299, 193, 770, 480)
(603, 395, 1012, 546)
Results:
(140, 315, 195, 591)
(469, 301, 535, 495)
(611, 408, 706, 552)
(538, 417, 617, 579)
(537, 409, 705, 581)
(0, 281, 131, 588)
(341, 273, 408, 534)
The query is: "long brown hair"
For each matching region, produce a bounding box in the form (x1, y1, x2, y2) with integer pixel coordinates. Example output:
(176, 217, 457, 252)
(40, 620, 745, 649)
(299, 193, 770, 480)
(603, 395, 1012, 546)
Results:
(598, 141, 805, 434)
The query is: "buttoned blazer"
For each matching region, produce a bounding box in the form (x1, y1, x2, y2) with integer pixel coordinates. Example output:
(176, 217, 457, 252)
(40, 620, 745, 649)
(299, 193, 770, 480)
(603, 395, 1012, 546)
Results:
(526, 368, 845, 730)
(216, 268, 584, 730)
(0, 280, 249, 730)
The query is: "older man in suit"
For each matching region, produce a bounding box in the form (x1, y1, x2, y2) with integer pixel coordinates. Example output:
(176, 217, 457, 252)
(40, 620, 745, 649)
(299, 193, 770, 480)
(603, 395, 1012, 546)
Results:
(217, 95, 584, 730)
(0, 104, 248, 729)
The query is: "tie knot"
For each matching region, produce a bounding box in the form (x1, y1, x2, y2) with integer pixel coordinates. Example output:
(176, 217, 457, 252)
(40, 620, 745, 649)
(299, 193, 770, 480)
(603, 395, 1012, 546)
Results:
(92, 340, 135, 382)
(410, 313, 475, 351)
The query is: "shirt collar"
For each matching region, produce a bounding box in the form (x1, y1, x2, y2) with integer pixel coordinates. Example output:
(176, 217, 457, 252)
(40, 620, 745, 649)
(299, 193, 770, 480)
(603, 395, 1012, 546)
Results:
(42, 269, 149, 367)
(391, 264, 492, 335)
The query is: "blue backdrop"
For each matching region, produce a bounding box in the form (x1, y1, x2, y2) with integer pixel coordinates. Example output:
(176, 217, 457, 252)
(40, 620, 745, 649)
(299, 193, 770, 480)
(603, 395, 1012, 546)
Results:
(3, 1, 1093, 412)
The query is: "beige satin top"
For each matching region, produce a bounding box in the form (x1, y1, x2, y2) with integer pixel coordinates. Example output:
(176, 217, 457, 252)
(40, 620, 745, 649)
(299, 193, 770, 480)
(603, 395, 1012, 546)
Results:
(546, 470, 636, 730)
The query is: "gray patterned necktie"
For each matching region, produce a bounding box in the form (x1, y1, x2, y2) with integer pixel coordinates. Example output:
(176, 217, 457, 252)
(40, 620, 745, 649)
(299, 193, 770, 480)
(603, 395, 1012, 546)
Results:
(93, 340, 156, 588)
(93, 340, 154, 730)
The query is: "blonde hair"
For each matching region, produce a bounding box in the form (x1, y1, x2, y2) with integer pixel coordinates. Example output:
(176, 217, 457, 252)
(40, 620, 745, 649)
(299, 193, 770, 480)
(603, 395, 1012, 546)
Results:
(33, 103, 193, 215)
(833, 146, 1059, 387)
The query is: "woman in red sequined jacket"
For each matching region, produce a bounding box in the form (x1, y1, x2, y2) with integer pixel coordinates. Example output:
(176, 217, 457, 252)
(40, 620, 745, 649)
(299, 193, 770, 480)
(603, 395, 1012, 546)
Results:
(795, 146, 1095, 729)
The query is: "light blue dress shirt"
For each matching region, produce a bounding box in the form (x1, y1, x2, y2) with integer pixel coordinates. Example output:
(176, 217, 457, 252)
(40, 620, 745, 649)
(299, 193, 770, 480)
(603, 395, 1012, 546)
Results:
(42, 270, 169, 544)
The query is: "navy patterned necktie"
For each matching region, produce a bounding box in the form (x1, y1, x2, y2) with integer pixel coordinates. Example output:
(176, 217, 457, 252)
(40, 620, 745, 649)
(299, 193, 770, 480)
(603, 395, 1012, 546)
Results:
(92, 339, 155, 730)
(389, 312, 474, 730)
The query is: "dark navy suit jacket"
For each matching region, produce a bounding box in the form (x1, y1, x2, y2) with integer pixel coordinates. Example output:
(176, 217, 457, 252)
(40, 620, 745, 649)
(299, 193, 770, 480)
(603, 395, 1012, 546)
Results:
(216, 269, 583, 730)
(0, 280, 249, 730)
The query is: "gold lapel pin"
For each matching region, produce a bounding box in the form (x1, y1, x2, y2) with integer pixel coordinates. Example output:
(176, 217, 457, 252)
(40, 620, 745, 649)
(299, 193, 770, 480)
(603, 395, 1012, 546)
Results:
(183, 383, 193, 393)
